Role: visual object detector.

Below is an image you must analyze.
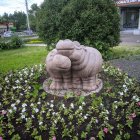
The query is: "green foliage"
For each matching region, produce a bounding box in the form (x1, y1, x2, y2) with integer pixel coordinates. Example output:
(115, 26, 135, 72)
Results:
(0, 36, 23, 50)
(0, 11, 26, 31)
(29, 4, 40, 31)
(37, 0, 120, 58)
(10, 36, 23, 49)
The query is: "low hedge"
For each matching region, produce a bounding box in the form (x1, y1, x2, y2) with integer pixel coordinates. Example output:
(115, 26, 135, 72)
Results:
(0, 36, 23, 50)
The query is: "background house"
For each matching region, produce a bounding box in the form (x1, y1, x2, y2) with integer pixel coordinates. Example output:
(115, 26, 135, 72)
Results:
(0, 22, 14, 33)
(116, 0, 140, 34)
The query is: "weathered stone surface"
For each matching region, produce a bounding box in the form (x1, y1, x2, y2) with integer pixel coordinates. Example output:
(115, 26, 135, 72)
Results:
(44, 39, 103, 94)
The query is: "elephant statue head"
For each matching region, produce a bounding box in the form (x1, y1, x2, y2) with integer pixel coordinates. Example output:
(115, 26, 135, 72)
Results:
(56, 39, 84, 61)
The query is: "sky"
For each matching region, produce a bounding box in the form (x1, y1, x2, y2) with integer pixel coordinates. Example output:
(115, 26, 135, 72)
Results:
(0, 0, 44, 15)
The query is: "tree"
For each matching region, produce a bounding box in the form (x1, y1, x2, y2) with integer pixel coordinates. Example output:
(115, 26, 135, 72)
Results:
(29, 4, 39, 31)
(11, 11, 26, 31)
(37, 0, 120, 58)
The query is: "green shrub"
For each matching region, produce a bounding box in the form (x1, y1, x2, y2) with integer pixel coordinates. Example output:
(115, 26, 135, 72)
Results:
(0, 36, 23, 50)
(37, 0, 120, 59)
(10, 36, 23, 49)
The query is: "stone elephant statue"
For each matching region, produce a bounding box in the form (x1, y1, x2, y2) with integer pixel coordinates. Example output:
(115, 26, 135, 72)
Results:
(56, 39, 103, 91)
(45, 39, 103, 91)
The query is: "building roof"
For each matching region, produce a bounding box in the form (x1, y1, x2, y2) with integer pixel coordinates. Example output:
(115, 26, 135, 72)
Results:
(116, 0, 140, 7)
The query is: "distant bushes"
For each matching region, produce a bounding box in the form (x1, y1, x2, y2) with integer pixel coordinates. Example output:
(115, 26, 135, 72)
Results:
(0, 36, 23, 50)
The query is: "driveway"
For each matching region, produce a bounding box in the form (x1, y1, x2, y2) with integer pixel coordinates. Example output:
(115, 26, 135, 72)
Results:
(120, 31, 140, 46)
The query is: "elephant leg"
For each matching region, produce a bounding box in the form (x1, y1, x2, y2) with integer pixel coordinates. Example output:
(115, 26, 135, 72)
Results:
(82, 75, 98, 91)
(50, 76, 63, 90)
(72, 72, 82, 89)
(63, 71, 72, 89)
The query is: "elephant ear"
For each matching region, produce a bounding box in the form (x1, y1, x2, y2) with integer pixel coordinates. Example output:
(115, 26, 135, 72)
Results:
(74, 44, 85, 50)
(73, 41, 80, 47)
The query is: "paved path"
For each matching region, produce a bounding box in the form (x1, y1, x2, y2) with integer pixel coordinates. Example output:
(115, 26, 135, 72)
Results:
(120, 31, 140, 46)
(110, 56, 140, 82)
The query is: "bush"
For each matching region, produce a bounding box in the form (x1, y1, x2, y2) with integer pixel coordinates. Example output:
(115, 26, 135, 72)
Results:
(10, 36, 23, 49)
(37, 0, 120, 59)
(0, 36, 23, 50)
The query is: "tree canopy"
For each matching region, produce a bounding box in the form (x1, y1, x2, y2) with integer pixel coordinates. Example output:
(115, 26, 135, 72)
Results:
(37, 0, 120, 58)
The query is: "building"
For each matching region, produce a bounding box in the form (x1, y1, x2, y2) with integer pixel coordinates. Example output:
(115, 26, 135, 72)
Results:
(0, 22, 14, 33)
(116, 0, 140, 34)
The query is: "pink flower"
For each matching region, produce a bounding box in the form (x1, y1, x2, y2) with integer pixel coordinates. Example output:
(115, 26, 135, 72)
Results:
(137, 102, 140, 106)
(0, 136, 3, 140)
(1, 110, 7, 115)
(103, 128, 108, 134)
(129, 113, 136, 120)
(131, 113, 136, 118)
(52, 136, 56, 140)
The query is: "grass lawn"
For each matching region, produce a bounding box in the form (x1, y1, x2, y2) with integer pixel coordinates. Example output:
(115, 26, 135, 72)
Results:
(0, 46, 48, 73)
(0, 44, 140, 74)
(111, 45, 140, 59)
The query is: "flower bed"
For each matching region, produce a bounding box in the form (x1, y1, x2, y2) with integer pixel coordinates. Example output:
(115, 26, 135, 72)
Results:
(0, 64, 140, 140)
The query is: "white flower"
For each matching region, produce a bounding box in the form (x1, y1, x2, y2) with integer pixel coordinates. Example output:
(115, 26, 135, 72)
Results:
(70, 103, 74, 109)
(105, 117, 109, 120)
(52, 112, 55, 115)
(16, 100, 20, 104)
(96, 119, 99, 123)
(50, 104, 54, 108)
(39, 121, 43, 125)
(11, 103, 15, 107)
(0, 87, 2, 91)
(50, 100, 54, 103)
(25, 80, 27, 83)
(22, 103, 27, 108)
(84, 116, 87, 119)
(13, 86, 17, 90)
(114, 101, 118, 103)
(106, 110, 109, 114)
(119, 92, 123, 96)
(82, 102, 86, 105)
(31, 115, 35, 118)
(22, 108, 26, 113)
(5, 77, 8, 81)
(6, 80, 9, 83)
(21, 114, 25, 119)
(42, 110, 45, 113)
(37, 102, 41, 105)
(115, 105, 118, 109)
(100, 103, 103, 107)
(13, 107, 17, 111)
(132, 95, 139, 102)
(54, 120, 57, 124)
(79, 106, 82, 110)
(61, 118, 64, 122)
(20, 78, 23, 81)
(35, 108, 39, 113)
(15, 80, 20, 84)
(30, 103, 34, 107)
(132, 96, 136, 99)
(62, 104, 65, 109)
(9, 109, 13, 113)
(124, 88, 128, 93)
(28, 86, 31, 90)
(123, 85, 127, 88)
